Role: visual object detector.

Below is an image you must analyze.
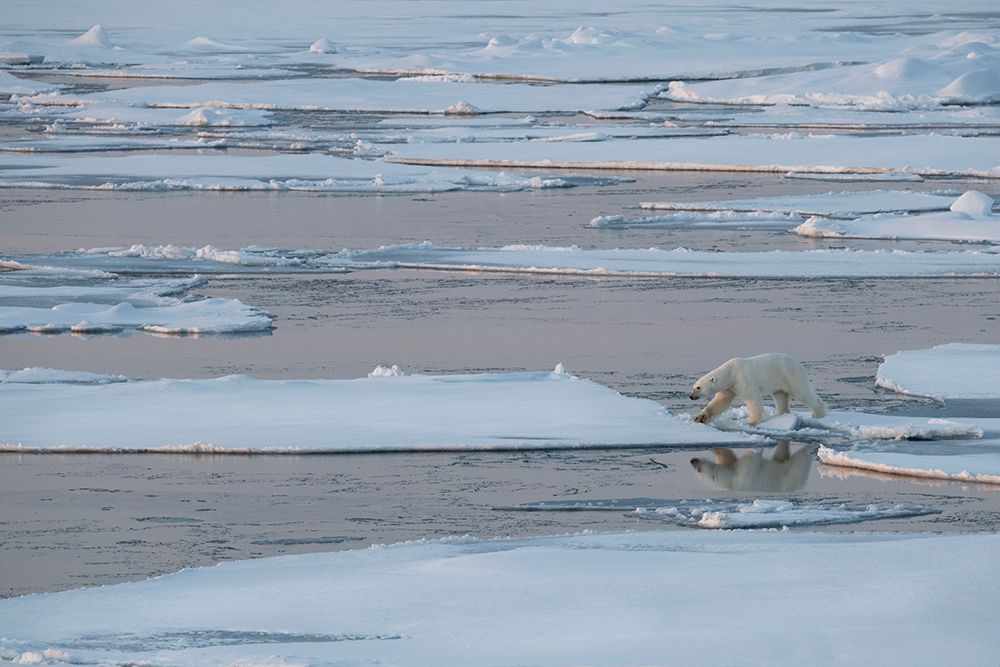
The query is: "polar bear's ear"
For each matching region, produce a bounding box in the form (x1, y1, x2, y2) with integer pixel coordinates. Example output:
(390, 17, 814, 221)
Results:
(712, 448, 737, 466)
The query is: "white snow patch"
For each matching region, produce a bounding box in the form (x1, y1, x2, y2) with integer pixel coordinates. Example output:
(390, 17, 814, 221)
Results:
(819, 445, 1000, 485)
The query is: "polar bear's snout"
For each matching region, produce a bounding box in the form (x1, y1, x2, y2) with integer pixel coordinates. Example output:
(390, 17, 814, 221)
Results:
(690, 386, 701, 400)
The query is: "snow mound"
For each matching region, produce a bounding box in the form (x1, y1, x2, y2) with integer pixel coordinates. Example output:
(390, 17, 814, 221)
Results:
(445, 100, 481, 115)
(939, 69, 1000, 103)
(69, 24, 114, 48)
(950, 190, 995, 218)
(309, 38, 337, 54)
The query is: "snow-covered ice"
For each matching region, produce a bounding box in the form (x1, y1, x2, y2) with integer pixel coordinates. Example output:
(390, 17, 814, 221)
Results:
(0, 530, 996, 666)
(707, 408, 990, 443)
(795, 191, 1000, 243)
(386, 133, 1000, 178)
(876, 343, 1000, 400)
(0, 266, 269, 335)
(0, 298, 273, 335)
(332, 242, 1000, 279)
(638, 190, 958, 218)
(31, 78, 661, 114)
(595, 190, 963, 230)
(0, 368, 127, 384)
(820, 443, 1000, 486)
(0, 153, 612, 192)
(0, 367, 753, 452)
(21, 242, 1000, 279)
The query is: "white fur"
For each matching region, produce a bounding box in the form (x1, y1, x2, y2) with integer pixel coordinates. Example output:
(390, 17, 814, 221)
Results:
(690, 353, 827, 426)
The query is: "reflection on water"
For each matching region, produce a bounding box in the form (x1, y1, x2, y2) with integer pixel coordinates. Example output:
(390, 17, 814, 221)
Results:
(690, 442, 816, 492)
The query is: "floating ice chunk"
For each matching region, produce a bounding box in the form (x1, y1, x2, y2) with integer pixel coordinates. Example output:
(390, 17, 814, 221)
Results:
(638, 190, 957, 218)
(794, 193, 999, 243)
(0, 369, 752, 452)
(819, 444, 1000, 485)
(385, 133, 1000, 179)
(331, 243, 1000, 279)
(0, 298, 273, 335)
(368, 364, 406, 378)
(876, 343, 1000, 400)
(0, 368, 127, 384)
(309, 37, 337, 54)
(950, 190, 995, 218)
(69, 24, 114, 48)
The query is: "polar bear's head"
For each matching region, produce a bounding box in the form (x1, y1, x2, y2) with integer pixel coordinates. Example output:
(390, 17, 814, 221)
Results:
(689, 370, 720, 400)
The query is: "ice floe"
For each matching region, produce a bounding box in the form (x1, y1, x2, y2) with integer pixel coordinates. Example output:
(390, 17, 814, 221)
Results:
(876, 343, 1000, 400)
(638, 190, 958, 218)
(22, 242, 1000, 279)
(595, 190, 962, 230)
(0, 368, 127, 384)
(819, 443, 1000, 485)
(709, 408, 989, 443)
(0, 529, 996, 666)
(664, 37, 1000, 109)
(0, 267, 270, 335)
(386, 133, 1000, 178)
(795, 191, 1000, 243)
(502, 498, 937, 529)
(0, 153, 608, 192)
(34, 78, 661, 114)
(333, 243, 1000, 279)
(0, 298, 273, 335)
(0, 367, 751, 452)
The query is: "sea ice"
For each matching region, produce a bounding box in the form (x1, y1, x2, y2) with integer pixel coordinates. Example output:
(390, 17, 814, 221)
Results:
(819, 444, 1000, 485)
(0, 368, 127, 384)
(386, 133, 1000, 178)
(36, 78, 661, 114)
(638, 190, 958, 218)
(0, 153, 611, 192)
(876, 343, 1000, 400)
(331, 242, 1000, 279)
(0, 298, 273, 335)
(0, 368, 753, 452)
(0, 530, 996, 666)
(795, 191, 999, 243)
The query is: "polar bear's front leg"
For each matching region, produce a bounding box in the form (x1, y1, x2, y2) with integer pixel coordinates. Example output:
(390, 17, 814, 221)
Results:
(694, 389, 736, 424)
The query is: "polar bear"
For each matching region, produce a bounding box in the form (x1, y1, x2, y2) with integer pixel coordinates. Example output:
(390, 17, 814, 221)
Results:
(690, 353, 827, 426)
(689, 443, 816, 492)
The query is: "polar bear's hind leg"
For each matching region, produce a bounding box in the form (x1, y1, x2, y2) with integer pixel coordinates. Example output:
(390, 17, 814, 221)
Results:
(772, 390, 790, 415)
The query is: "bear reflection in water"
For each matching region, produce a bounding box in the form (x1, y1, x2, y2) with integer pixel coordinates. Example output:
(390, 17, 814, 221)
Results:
(690, 442, 816, 492)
